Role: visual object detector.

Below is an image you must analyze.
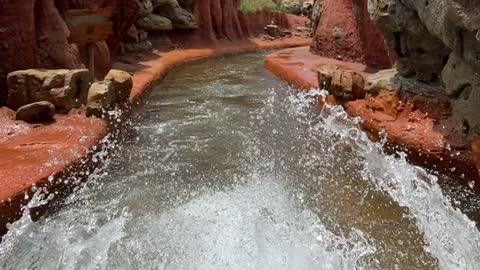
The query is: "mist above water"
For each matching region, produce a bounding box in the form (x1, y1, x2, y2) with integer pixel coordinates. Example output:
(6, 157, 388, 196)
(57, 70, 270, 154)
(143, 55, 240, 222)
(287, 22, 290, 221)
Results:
(1, 52, 480, 270)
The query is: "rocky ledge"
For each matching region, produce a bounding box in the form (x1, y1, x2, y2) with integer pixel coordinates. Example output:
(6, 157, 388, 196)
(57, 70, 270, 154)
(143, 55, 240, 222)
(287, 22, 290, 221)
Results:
(265, 47, 480, 191)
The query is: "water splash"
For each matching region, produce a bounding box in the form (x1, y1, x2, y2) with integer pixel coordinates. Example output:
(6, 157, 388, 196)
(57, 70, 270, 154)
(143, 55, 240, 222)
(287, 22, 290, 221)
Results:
(290, 89, 480, 270)
(1, 53, 480, 269)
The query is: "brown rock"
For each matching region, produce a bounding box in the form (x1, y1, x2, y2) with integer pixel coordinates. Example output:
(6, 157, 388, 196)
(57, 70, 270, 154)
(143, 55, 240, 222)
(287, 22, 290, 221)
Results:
(317, 64, 339, 89)
(126, 25, 140, 43)
(264, 24, 282, 38)
(104, 70, 133, 103)
(86, 81, 115, 118)
(309, 0, 392, 69)
(317, 66, 366, 101)
(7, 69, 91, 112)
(123, 40, 153, 53)
(16, 101, 55, 123)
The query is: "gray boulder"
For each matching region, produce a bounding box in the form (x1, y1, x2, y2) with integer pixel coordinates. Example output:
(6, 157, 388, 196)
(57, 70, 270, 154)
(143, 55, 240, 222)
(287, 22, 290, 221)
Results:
(137, 14, 173, 32)
(367, 0, 480, 138)
(153, 0, 197, 30)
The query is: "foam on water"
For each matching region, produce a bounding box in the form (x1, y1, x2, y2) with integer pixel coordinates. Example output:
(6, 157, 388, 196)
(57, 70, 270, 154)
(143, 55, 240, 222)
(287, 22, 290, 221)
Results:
(108, 177, 375, 270)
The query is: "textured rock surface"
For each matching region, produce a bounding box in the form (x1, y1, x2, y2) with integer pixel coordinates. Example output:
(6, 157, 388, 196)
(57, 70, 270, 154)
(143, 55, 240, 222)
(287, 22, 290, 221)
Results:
(368, 0, 480, 140)
(0, 0, 140, 104)
(16, 101, 56, 123)
(170, 0, 296, 45)
(86, 81, 115, 117)
(137, 14, 174, 32)
(318, 67, 366, 101)
(309, 0, 392, 69)
(104, 69, 133, 103)
(154, 0, 198, 29)
(7, 69, 91, 112)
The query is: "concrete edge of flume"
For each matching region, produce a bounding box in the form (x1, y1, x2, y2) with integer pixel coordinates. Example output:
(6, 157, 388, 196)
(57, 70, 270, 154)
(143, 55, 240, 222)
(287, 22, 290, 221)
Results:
(264, 47, 480, 192)
(0, 38, 312, 238)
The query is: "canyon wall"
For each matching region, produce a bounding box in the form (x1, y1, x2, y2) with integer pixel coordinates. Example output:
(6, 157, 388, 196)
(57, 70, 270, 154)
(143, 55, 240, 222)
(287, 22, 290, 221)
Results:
(309, 0, 392, 69)
(166, 0, 295, 46)
(0, 0, 300, 106)
(0, 0, 138, 105)
(368, 0, 480, 140)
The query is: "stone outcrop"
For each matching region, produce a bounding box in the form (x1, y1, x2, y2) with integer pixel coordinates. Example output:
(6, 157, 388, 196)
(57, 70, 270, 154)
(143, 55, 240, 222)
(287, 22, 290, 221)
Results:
(86, 69, 133, 117)
(0, 0, 140, 104)
(137, 0, 154, 18)
(86, 81, 115, 117)
(317, 65, 366, 101)
(7, 69, 91, 112)
(309, 0, 392, 69)
(367, 0, 480, 140)
(154, 0, 198, 29)
(104, 69, 134, 103)
(16, 101, 55, 123)
(137, 14, 174, 32)
(122, 0, 197, 52)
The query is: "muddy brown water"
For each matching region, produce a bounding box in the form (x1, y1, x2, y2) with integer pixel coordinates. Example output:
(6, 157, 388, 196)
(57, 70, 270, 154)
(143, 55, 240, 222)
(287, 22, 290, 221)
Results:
(1, 52, 480, 270)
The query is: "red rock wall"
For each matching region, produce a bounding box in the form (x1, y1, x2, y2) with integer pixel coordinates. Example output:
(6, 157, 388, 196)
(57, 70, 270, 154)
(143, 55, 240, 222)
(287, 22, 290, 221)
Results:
(0, 0, 37, 104)
(0, 0, 138, 105)
(310, 0, 392, 69)
(169, 0, 293, 46)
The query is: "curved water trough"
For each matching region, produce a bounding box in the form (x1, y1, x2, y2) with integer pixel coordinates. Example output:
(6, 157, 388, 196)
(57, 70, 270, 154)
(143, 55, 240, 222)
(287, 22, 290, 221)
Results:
(0, 38, 312, 237)
(1, 49, 480, 269)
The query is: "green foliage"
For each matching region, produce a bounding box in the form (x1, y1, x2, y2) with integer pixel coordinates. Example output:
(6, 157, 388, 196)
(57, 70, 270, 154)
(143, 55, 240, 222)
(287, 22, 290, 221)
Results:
(239, 0, 281, 13)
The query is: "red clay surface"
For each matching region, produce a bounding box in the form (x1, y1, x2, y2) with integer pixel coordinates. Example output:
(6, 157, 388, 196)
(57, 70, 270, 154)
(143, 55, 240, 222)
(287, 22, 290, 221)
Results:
(0, 109, 107, 201)
(265, 47, 480, 190)
(0, 37, 311, 235)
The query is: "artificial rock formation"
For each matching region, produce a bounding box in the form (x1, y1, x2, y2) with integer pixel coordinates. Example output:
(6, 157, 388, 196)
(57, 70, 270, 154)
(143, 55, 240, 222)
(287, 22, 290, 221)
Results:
(86, 69, 133, 117)
(0, 0, 140, 104)
(104, 69, 134, 103)
(7, 69, 91, 113)
(309, 0, 392, 69)
(86, 81, 115, 117)
(367, 0, 480, 139)
(137, 14, 174, 32)
(317, 65, 366, 101)
(16, 101, 56, 123)
(154, 0, 198, 29)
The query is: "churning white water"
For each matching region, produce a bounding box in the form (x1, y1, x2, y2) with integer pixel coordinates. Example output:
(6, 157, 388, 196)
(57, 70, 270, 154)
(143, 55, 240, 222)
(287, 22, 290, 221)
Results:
(1, 52, 480, 270)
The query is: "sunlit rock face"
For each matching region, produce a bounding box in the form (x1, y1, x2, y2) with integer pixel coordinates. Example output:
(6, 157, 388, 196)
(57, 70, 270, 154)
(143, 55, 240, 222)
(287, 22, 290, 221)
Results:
(368, 0, 480, 139)
(309, 0, 392, 69)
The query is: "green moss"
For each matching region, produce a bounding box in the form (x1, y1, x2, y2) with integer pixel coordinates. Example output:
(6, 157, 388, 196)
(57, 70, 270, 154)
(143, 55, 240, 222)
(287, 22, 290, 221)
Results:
(239, 0, 281, 13)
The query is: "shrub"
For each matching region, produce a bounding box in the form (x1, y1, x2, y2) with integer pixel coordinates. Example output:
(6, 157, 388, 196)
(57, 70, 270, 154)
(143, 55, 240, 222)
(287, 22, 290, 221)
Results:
(239, 0, 281, 13)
